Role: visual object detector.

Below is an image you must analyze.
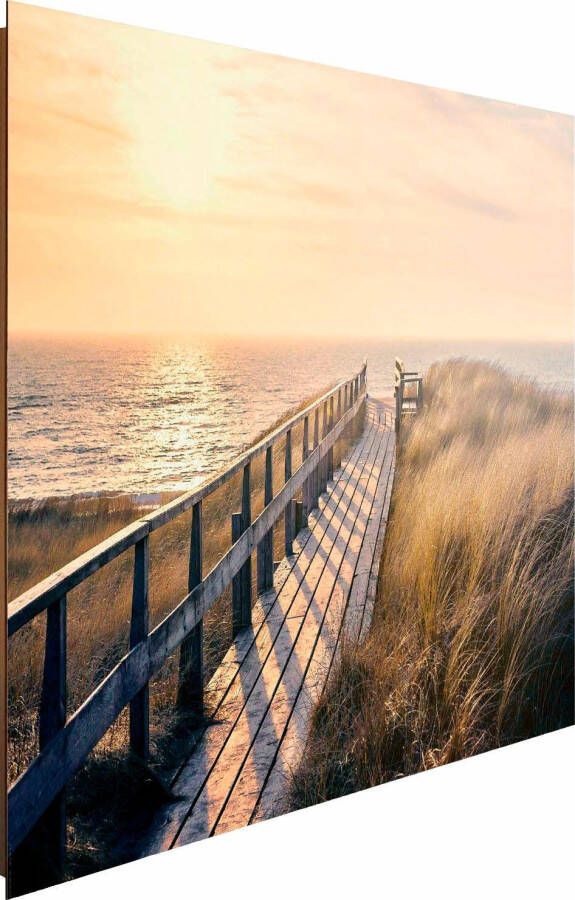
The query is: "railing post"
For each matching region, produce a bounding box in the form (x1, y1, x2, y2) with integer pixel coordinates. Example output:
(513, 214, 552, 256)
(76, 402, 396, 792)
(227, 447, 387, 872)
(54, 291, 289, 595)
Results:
(313, 408, 320, 508)
(242, 463, 252, 624)
(396, 375, 403, 435)
(40, 590, 67, 754)
(295, 500, 303, 533)
(334, 388, 342, 469)
(320, 403, 328, 494)
(232, 514, 244, 635)
(257, 446, 274, 593)
(284, 429, 294, 555)
(327, 396, 334, 482)
(232, 463, 252, 635)
(41, 596, 67, 878)
(359, 363, 367, 433)
(354, 376, 361, 436)
(178, 501, 203, 713)
(11, 593, 68, 894)
(130, 535, 150, 758)
(301, 416, 310, 527)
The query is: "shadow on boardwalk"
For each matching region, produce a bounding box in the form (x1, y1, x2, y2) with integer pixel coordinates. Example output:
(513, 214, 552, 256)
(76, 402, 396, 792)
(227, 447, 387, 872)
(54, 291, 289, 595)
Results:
(137, 398, 396, 857)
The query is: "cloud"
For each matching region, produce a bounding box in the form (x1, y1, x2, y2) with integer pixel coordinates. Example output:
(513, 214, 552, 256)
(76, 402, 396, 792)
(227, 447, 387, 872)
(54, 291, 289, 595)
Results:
(430, 179, 518, 222)
(215, 173, 353, 208)
(8, 1, 572, 341)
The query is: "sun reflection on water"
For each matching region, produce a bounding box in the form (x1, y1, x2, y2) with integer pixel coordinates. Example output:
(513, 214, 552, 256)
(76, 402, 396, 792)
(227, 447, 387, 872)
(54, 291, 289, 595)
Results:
(7, 334, 573, 500)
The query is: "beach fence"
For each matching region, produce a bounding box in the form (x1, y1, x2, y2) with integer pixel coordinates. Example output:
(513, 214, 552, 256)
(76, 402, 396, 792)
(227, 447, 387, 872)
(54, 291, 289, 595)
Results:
(7, 362, 368, 891)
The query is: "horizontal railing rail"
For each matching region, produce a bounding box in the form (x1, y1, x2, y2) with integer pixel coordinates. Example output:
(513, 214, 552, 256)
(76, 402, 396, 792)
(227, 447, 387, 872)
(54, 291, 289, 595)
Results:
(7, 362, 368, 872)
(8, 368, 366, 636)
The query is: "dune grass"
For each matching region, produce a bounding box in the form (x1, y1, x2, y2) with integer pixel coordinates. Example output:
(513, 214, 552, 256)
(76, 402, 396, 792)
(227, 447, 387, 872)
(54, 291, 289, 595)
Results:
(8, 381, 358, 882)
(292, 359, 574, 807)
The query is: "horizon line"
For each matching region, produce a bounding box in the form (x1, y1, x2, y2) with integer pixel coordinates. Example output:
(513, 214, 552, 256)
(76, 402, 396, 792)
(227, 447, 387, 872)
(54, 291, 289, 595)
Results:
(7, 329, 573, 346)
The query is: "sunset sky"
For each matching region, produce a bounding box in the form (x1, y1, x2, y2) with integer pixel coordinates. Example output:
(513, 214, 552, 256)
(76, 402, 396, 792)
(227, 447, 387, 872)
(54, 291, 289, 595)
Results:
(8, 2, 574, 341)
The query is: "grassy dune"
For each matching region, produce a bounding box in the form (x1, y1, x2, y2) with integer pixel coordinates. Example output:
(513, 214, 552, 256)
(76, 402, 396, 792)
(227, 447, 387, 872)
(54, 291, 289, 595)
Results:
(292, 360, 574, 806)
(8, 382, 358, 880)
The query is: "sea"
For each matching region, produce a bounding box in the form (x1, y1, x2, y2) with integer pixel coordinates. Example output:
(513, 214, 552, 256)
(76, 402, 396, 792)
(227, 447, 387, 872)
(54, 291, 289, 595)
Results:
(7, 335, 573, 501)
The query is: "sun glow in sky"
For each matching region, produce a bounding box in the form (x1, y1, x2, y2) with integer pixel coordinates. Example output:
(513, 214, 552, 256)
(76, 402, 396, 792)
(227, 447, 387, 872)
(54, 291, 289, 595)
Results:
(8, 2, 574, 341)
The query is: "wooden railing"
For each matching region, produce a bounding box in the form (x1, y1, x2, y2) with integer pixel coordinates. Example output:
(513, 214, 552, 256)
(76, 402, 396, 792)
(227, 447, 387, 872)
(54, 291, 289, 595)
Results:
(394, 357, 423, 434)
(7, 362, 368, 878)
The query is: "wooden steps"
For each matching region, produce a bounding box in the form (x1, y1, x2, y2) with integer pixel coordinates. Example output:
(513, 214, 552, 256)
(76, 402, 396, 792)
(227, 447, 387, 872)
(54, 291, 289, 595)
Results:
(139, 398, 395, 855)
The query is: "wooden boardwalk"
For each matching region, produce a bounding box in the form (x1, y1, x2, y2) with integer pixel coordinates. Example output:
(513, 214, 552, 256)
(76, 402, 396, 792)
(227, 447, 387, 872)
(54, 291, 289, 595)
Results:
(140, 398, 395, 854)
(8, 364, 406, 893)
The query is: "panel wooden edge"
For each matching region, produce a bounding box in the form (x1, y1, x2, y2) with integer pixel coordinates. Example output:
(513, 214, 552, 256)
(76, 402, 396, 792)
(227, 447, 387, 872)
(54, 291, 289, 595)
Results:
(1, 19, 7, 882)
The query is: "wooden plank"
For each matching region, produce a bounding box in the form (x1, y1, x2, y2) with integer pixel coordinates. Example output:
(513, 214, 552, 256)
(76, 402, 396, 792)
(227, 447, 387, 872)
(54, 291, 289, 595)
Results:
(343, 429, 395, 642)
(252, 405, 393, 824)
(359, 451, 396, 643)
(193, 407, 388, 838)
(200, 411, 375, 709)
(170, 408, 385, 844)
(247, 411, 389, 826)
(204, 420, 375, 713)
(136, 420, 375, 857)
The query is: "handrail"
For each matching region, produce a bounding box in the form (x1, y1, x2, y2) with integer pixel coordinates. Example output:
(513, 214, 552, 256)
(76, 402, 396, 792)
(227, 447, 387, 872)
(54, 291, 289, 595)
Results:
(7, 362, 368, 869)
(8, 364, 367, 635)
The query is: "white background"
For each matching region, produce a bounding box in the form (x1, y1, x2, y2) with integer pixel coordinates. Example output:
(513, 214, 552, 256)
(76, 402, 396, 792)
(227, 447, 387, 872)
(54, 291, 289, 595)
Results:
(3, 2, 575, 899)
